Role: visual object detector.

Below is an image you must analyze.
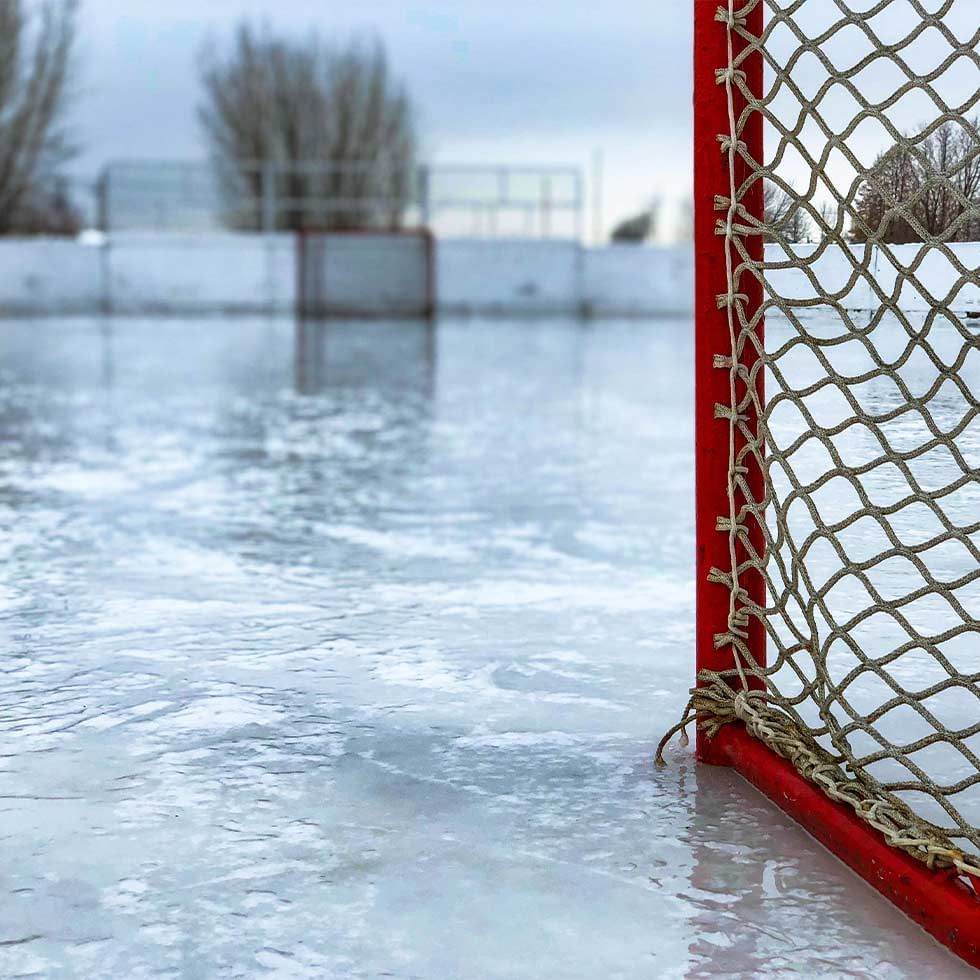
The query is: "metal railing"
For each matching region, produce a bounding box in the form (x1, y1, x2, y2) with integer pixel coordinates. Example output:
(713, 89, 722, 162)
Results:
(93, 159, 585, 240)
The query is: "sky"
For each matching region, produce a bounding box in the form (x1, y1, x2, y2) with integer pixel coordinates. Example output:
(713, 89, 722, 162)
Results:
(71, 0, 695, 241)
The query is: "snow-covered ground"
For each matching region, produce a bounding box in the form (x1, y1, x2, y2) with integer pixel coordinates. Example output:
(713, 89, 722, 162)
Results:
(0, 315, 973, 978)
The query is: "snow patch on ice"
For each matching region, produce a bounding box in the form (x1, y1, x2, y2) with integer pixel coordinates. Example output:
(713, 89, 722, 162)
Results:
(80, 700, 174, 731)
(35, 467, 138, 497)
(320, 523, 472, 561)
(372, 576, 692, 613)
(455, 730, 591, 749)
(166, 696, 285, 732)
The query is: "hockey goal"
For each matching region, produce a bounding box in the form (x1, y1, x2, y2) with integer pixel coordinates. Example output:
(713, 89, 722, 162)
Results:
(672, 0, 980, 966)
(296, 229, 435, 318)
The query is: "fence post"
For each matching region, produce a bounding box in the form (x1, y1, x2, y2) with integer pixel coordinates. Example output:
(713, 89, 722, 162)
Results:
(96, 169, 110, 233)
(261, 160, 277, 233)
(418, 164, 432, 230)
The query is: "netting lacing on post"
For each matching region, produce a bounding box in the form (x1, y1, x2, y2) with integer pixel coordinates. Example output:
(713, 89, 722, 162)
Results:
(660, 0, 980, 881)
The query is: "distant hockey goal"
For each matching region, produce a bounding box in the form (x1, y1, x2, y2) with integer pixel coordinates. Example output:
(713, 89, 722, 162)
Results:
(674, 0, 980, 966)
(296, 229, 435, 318)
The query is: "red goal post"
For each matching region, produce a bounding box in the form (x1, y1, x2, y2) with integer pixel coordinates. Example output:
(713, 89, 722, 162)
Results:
(692, 1, 980, 967)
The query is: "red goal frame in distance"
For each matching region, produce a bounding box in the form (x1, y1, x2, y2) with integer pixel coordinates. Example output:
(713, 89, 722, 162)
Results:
(693, 2, 980, 967)
(295, 227, 436, 319)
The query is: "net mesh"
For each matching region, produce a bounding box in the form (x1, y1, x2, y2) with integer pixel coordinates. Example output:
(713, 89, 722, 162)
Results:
(677, 0, 980, 879)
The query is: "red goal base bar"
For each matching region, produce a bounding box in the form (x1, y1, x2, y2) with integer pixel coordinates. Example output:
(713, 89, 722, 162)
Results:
(705, 724, 980, 968)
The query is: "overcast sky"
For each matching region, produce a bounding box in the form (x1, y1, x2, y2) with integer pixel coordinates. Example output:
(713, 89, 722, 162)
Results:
(72, 0, 695, 239)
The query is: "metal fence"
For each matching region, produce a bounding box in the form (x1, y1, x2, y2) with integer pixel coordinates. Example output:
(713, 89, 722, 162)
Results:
(93, 160, 585, 240)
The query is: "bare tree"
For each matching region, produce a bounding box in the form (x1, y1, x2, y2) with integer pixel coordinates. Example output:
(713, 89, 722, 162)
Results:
(817, 200, 840, 239)
(918, 119, 980, 241)
(198, 25, 418, 231)
(850, 144, 922, 243)
(0, 0, 78, 235)
(850, 121, 980, 243)
(765, 183, 811, 243)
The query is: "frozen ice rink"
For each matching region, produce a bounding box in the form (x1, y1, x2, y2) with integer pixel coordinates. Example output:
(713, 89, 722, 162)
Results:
(0, 315, 972, 978)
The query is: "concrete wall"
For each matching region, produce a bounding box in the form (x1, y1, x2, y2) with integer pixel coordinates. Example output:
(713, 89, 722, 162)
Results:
(437, 239, 586, 315)
(0, 239, 103, 315)
(584, 245, 694, 317)
(108, 233, 294, 315)
(0, 233, 696, 318)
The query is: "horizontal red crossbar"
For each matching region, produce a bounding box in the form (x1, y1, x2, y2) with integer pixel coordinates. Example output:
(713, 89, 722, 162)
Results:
(711, 723, 980, 969)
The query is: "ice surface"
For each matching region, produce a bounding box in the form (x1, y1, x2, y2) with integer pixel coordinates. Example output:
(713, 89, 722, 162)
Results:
(0, 315, 972, 978)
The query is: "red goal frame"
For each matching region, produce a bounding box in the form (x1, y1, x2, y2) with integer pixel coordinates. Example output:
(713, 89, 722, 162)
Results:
(693, 2, 980, 967)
